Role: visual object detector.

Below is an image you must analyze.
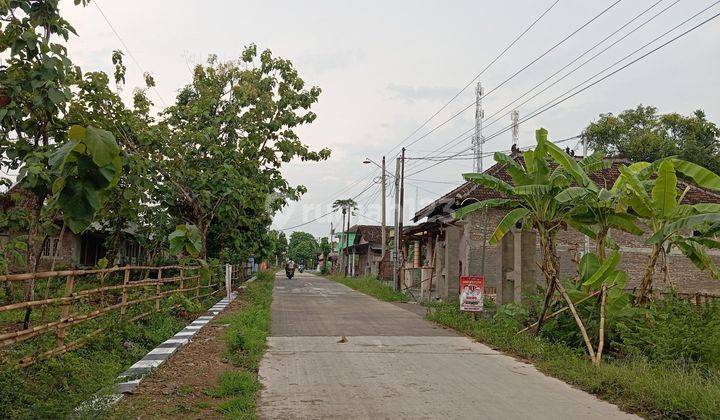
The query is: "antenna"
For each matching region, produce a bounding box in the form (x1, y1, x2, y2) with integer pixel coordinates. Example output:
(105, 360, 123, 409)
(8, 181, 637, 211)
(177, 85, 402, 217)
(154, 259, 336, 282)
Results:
(472, 82, 485, 172)
(511, 109, 520, 146)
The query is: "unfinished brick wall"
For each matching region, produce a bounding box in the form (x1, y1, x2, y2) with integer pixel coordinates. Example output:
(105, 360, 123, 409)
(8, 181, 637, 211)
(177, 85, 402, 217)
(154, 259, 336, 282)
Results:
(459, 208, 720, 295)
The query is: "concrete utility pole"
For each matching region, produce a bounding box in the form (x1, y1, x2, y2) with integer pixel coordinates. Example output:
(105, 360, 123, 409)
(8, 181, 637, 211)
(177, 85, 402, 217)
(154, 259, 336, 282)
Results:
(511, 109, 520, 146)
(472, 82, 485, 172)
(393, 156, 400, 289)
(381, 156, 387, 259)
(397, 147, 406, 291)
(582, 136, 590, 256)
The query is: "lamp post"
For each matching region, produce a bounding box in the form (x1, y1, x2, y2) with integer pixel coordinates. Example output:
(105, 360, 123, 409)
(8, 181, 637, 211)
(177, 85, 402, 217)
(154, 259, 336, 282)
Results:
(363, 157, 388, 259)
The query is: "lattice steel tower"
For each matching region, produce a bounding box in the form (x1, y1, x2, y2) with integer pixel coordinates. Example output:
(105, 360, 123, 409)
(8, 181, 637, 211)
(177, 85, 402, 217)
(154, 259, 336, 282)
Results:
(511, 109, 520, 146)
(472, 82, 485, 172)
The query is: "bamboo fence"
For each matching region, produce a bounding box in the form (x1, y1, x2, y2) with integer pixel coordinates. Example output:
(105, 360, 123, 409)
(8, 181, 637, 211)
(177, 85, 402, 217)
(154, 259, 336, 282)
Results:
(0, 263, 243, 367)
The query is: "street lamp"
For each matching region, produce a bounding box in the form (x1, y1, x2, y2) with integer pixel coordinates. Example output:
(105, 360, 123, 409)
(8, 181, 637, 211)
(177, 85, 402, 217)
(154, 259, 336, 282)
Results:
(363, 156, 388, 262)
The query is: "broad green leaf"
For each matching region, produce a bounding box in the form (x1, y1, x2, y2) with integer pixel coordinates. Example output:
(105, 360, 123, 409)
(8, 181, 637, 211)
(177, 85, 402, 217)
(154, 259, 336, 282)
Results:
(618, 166, 653, 216)
(568, 219, 598, 239)
(648, 213, 720, 244)
(579, 252, 600, 283)
(582, 250, 620, 288)
(84, 126, 119, 167)
(49, 140, 78, 169)
(453, 198, 516, 220)
(493, 152, 532, 185)
(673, 158, 720, 191)
(489, 207, 530, 246)
(513, 184, 552, 196)
(651, 160, 677, 217)
(555, 187, 590, 203)
(606, 213, 643, 235)
(462, 172, 514, 195)
(544, 136, 597, 192)
(579, 151, 610, 172)
(692, 203, 720, 214)
(675, 239, 720, 279)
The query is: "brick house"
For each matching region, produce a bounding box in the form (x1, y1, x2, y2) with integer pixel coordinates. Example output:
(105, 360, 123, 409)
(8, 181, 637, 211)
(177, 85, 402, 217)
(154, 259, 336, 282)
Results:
(409, 153, 720, 303)
(1, 185, 147, 272)
(343, 224, 391, 277)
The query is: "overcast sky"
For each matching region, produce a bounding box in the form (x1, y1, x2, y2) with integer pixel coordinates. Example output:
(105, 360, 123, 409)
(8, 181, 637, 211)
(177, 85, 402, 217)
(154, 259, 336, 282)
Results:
(61, 0, 720, 238)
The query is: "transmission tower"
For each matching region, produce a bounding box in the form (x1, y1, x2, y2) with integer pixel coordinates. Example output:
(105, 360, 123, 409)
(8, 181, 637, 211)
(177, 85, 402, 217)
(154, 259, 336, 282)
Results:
(472, 82, 485, 172)
(511, 109, 520, 146)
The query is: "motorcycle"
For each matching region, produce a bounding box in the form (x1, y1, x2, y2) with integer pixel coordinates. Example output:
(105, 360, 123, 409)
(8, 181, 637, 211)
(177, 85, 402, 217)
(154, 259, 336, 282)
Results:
(285, 267, 295, 279)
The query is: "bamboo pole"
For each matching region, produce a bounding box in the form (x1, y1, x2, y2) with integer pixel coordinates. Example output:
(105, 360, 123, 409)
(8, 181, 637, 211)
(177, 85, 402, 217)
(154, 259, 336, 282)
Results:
(155, 267, 163, 312)
(56, 274, 74, 346)
(594, 285, 607, 365)
(120, 266, 130, 318)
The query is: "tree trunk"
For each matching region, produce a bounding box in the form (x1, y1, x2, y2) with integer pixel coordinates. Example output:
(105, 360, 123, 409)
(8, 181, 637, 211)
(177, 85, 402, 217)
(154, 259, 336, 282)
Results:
(534, 230, 560, 335)
(22, 199, 45, 330)
(637, 244, 660, 304)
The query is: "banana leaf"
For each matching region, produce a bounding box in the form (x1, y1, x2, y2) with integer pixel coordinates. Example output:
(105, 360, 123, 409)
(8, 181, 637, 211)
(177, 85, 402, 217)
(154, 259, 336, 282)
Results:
(489, 207, 530, 246)
(651, 160, 677, 217)
(647, 213, 720, 244)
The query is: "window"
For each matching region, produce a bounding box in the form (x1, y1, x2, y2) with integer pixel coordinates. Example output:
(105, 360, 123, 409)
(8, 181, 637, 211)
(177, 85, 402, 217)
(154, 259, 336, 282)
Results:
(42, 237, 59, 257)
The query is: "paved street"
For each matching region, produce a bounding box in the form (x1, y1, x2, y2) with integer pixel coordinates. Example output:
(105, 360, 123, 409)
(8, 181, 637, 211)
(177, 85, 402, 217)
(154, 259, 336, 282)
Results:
(258, 272, 636, 419)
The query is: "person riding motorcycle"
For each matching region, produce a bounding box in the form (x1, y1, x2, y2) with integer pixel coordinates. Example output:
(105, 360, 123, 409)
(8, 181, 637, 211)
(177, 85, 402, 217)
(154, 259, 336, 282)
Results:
(285, 259, 296, 279)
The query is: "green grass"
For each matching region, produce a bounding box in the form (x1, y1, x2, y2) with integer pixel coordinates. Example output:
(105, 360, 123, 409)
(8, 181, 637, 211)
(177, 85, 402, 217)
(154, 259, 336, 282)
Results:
(327, 275, 409, 302)
(209, 269, 274, 419)
(427, 302, 720, 419)
(0, 293, 220, 419)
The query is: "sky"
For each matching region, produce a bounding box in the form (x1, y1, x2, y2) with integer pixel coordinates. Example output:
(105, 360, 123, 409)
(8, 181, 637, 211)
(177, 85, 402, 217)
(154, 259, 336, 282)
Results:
(60, 0, 720, 238)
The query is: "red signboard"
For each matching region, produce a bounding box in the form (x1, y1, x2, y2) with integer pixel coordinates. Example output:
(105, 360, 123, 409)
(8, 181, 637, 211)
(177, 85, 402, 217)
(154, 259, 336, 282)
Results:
(459, 276, 484, 312)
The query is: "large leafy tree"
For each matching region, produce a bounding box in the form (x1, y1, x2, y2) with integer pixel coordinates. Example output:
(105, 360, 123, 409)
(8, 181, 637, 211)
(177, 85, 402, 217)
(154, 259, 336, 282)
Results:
(153, 49, 329, 258)
(583, 105, 720, 173)
(287, 231, 319, 266)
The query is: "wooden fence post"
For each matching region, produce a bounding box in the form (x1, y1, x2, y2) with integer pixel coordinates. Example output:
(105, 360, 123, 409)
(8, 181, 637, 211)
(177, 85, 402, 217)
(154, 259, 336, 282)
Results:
(195, 268, 200, 299)
(56, 274, 75, 346)
(120, 266, 130, 318)
(155, 267, 163, 312)
(179, 266, 185, 297)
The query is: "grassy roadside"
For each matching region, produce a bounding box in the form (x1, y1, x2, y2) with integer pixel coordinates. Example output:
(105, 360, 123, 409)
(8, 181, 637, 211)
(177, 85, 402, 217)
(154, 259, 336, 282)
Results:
(326, 274, 409, 302)
(208, 269, 274, 418)
(0, 294, 220, 418)
(428, 302, 720, 419)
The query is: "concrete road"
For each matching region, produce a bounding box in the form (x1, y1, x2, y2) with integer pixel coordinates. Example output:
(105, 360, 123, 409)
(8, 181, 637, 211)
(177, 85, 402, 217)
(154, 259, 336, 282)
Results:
(258, 273, 637, 420)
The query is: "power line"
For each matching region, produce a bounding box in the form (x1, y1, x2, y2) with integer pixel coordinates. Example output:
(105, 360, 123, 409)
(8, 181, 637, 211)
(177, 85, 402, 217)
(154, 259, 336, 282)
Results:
(382, 0, 561, 158)
(407, 0, 719, 173)
(93, 0, 169, 107)
(399, 0, 623, 154)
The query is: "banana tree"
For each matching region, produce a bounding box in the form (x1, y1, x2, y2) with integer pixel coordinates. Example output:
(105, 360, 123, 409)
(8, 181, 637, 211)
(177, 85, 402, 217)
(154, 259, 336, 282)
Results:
(455, 128, 599, 359)
(615, 158, 720, 303)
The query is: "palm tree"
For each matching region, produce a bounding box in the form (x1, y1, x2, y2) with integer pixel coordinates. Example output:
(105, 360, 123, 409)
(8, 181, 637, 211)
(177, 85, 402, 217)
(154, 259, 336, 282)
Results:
(333, 198, 358, 275)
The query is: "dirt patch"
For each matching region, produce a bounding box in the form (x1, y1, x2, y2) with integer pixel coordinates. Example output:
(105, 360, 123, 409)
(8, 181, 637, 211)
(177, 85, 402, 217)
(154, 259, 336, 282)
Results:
(113, 293, 247, 419)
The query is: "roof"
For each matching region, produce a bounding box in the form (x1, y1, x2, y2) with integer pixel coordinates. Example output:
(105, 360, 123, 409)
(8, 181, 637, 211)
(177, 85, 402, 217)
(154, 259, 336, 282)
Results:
(413, 154, 720, 222)
(351, 224, 391, 245)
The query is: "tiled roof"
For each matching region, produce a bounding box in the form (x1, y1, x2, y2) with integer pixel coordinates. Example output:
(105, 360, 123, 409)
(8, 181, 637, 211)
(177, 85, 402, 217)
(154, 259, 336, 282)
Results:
(413, 155, 720, 222)
(350, 224, 391, 245)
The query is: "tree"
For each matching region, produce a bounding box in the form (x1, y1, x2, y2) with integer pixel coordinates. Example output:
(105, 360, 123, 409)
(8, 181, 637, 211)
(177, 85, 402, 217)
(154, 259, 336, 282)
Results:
(613, 158, 720, 303)
(583, 105, 720, 173)
(455, 128, 601, 359)
(332, 198, 358, 274)
(287, 231, 319, 266)
(151, 49, 330, 258)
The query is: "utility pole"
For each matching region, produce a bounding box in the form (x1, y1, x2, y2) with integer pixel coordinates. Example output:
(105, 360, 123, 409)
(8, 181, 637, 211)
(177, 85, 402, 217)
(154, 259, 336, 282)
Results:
(392, 156, 400, 289)
(381, 156, 387, 260)
(582, 136, 590, 256)
(511, 109, 520, 146)
(345, 205, 351, 276)
(472, 82, 485, 172)
(397, 147, 406, 291)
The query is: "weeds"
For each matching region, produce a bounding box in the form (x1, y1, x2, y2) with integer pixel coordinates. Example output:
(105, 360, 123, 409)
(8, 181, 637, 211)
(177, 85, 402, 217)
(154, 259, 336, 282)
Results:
(428, 302, 720, 419)
(209, 269, 274, 419)
(327, 275, 409, 302)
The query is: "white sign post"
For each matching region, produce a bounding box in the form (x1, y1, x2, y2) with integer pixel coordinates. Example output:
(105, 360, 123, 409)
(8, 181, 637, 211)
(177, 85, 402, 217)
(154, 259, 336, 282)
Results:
(225, 263, 232, 297)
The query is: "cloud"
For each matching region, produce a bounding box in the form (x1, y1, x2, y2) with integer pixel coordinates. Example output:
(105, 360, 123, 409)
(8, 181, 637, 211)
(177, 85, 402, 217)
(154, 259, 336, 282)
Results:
(296, 49, 366, 74)
(386, 83, 458, 103)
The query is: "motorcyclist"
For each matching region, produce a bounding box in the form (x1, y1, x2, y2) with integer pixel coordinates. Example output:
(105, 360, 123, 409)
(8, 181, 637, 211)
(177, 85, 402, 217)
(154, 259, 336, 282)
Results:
(285, 259, 296, 279)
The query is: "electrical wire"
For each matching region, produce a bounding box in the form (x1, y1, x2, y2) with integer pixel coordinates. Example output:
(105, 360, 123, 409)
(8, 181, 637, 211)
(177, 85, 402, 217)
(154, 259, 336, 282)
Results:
(383, 0, 561, 158)
(93, 0, 169, 107)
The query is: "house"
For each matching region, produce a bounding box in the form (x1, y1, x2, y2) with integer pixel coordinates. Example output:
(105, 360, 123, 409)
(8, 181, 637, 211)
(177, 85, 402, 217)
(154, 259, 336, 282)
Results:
(1, 185, 147, 272)
(409, 152, 720, 303)
(335, 225, 391, 277)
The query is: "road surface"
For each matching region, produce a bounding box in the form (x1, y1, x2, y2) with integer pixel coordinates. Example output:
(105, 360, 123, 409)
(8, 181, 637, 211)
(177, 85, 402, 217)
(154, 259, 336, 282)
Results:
(258, 272, 637, 419)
